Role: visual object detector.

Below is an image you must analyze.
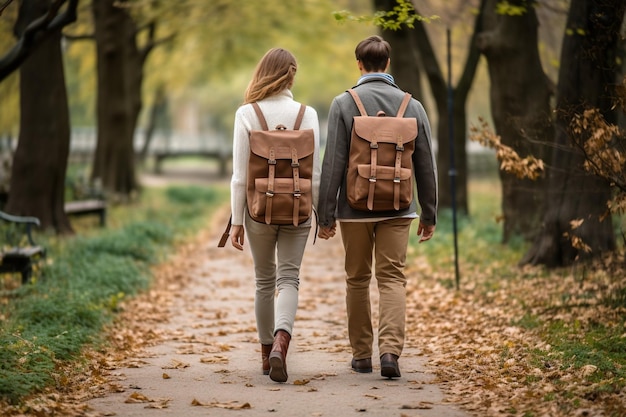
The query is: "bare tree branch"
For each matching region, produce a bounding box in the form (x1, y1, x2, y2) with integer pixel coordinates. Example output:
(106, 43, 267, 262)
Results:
(0, 0, 79, 82)
(0, 0, 15, 17)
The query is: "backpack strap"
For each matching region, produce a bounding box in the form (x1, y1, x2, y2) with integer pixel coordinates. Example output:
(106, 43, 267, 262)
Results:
(251, 102, 269, 131)
(393, 93, 412, 209)
(294, 104, 306, 130)
(217, 215, 232, 248)
(396, 93, 412, 117)
(264, 147, 277, 225)
(347, 89, 368, 116)
(290, 105, 306, 225)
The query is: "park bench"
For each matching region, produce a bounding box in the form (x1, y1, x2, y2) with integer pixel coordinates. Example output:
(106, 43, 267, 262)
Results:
(0, 210, 45, 284)
(64, 199, 107, 227)
(153, 150, 231, 177)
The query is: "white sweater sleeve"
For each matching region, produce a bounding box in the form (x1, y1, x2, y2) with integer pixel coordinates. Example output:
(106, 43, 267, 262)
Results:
(230, 106, 251, 226)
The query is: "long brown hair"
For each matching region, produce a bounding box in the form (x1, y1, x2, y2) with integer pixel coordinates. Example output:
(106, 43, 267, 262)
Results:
(244, 48, 297, 104)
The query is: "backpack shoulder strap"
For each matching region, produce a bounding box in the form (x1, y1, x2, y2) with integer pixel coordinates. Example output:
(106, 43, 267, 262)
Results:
(293, 104, 306, 130)
(347, 89, 368, 116)
(251, 102, 269, 131)
(395, 93, 412, 117)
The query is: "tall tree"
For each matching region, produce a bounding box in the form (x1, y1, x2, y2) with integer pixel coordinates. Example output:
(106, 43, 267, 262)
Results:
(374, 0, 423, 98)
(409, 0, 486, 214)
(476, 0, 554, 243)
(91, 0, 138, 197)
(522, 0, 625, 267)
(5, 0, 77, 233)
(90, 0, 171, 198)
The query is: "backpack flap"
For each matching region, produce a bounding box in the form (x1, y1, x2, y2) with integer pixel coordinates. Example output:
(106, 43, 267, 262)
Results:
(249, 129, 315, 161)
(352, 116, 417, 145)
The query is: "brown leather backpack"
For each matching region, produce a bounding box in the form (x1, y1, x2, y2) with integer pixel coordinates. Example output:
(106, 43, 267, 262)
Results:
(346, 89, 418, 212)
(246, 103, 315, 226)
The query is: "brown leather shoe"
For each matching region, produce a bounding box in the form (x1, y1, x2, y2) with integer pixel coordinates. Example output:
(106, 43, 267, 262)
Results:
(269, 330, 291, 382)
(380, 353, 401, 378)
(351, 357, 372, 373)
(261, 344, 272, 375)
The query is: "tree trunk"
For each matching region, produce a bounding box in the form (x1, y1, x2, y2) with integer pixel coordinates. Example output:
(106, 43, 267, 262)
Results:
(477, 0, 553, 243)
(91, 0, 138, 198)
(409, 1, 487, 215)
(374, 0, 423, 98)
(522, 0, 624, 267)
(5, 0, 72, 234)
(139, 86, 168, 164)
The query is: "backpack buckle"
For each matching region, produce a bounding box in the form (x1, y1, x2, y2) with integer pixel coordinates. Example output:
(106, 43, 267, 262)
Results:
(266, 191, 274, 197)
(369, 177, 377, 183)
(393, 177, 401, 183)
(268, 159, 277, 165)
(370, 143, 379, 149)
(275, 124, 287, 130)
(396, 145, 404, 151)
(291, 162, 300, 168)
(293, 192, 301, 198)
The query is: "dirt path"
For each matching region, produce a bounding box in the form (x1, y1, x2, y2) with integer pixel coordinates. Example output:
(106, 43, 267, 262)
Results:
(86, 205, 470, 417)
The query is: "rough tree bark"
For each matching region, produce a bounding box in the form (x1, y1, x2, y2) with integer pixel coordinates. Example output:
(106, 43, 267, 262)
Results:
(521, 0, 625, 267)
(5, 0, 75, 233)
(477, 0, 553, 243)
(91, 0, 139, 198)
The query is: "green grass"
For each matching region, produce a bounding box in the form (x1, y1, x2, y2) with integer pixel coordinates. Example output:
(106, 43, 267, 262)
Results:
(0, 184, 227, 403)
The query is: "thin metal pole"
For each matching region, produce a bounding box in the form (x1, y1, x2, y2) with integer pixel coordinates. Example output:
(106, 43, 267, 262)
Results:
(447, 28, 461, 290)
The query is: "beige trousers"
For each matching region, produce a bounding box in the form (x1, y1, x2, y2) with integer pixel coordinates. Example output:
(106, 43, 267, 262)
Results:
(340, 218, 412, 360)
(245, 211, 311, 345)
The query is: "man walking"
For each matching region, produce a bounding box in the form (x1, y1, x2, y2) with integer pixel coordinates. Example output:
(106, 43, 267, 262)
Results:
(317, 35, 438, 378)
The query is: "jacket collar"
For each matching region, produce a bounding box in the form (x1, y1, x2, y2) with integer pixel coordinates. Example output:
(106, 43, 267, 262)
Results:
(355, 73, 399, 89)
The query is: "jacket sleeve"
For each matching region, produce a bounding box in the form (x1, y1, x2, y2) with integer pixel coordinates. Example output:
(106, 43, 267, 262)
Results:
(412, 101, 438, 225)
(318, 97, 350, 227)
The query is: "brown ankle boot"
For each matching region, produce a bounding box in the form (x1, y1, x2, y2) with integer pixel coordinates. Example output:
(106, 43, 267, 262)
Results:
(261, 344, 272, 375)
(269, 330, 291, 382)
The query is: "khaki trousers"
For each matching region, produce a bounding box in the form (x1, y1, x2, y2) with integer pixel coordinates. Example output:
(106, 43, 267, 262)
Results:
(245, 211, 311, 345)
(340, 218, 412, 360)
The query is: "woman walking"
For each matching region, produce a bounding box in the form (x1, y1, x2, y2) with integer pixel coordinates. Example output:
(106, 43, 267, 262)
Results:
(229, 48, 320, 383)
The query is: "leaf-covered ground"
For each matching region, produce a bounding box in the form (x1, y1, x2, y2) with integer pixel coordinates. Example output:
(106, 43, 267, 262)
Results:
(1, 205, 624, 416)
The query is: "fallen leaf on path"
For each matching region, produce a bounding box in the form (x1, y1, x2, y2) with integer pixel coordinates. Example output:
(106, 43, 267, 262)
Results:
(293, 379, 310, 385)
(401, 401, 434, 409)
(162, 359, 189, 369)
(124, 392, 152, 403)
(200, 355, 229, 364)
(145, 399, 171, 409)
(191, 399, 251, 409)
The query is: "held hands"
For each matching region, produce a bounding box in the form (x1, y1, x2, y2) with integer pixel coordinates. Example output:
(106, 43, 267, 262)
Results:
(417, 221, 435, 243)
(318, 222, 337, 240)
(230, 225, 245, 251)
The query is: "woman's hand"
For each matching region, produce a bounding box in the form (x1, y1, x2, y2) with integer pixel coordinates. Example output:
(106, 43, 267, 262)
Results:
(231, 225, 245, 251)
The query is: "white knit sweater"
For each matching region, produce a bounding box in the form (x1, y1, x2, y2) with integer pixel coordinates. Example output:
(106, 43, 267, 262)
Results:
(230, 89, 321, 226)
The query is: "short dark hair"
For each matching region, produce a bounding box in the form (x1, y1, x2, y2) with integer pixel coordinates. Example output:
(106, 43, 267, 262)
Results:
(354, 35, 391, 72)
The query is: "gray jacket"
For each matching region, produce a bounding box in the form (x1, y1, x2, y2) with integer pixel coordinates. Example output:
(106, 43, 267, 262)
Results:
(318, 75, 438, 227)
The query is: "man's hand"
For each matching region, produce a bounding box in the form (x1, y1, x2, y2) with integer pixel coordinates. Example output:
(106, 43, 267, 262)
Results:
(318, 222, 337, 240)
(231, 225, 245, 251)
(417, 221, 435, 243)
